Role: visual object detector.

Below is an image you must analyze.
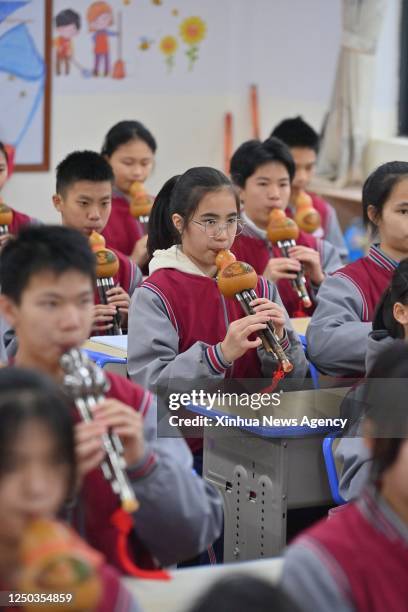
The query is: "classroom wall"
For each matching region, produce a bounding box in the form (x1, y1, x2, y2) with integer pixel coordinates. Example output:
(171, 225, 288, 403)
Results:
(2, 0, 402, 222)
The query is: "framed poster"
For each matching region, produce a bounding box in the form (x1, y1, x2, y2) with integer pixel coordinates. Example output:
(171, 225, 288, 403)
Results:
(0, 0, 52, 171)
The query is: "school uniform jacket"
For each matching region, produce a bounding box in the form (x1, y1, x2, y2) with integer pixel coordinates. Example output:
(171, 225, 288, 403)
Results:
(288, 192, 348, 263)
(282, 487, 408, 612)
(306, 245, 397, 377)
(102, 189, 145, 257)
(127, 245, 308, 393)
(334, 381, 372, 502)
(335, 331, 401, 502)
(231, 213, 342, 318)
(8, 206, 34, 234)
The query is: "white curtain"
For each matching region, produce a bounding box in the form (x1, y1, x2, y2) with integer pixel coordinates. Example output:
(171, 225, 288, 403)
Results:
(316, 0, 387, 187)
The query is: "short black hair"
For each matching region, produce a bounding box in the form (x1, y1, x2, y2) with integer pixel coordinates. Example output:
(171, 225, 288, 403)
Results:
(230, 138, 295, 188)
(0, 225, 96, 304)
(55, 9, 81, 30)
(187, 574, 299, 612)
(56, 150, 114, 197)
(0, 367, 76, 496)
(271, 116, 319, 153)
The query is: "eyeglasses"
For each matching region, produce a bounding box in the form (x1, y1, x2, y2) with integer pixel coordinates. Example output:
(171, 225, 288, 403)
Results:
(192, 218, 245, 238)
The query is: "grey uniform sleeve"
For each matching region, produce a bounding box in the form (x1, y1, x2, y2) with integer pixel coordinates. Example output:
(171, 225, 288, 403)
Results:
(127, 287, 229, 391)
(282, 542, 353, 612)
(336, 435, 371, 501)
(258, 281, 308, 380)
(306, 274, 372, 376)
(318, 238, 343, 276)
(324, 204, 349, 264)
(365, 330, 395, 375)
(335, 385, 372, 501)
(129, 262, 143, 295)
(127, 399, 223, 565)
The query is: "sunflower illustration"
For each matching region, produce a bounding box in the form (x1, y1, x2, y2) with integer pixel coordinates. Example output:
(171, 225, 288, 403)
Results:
(159, 35, 178, 71)
(179, 16, 206, 70)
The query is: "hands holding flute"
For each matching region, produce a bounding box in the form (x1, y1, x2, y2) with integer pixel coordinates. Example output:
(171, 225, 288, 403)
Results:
(263, 246, 324, 285)
(220, 297, 285, 363)
(92, 285, 131, 333)
(216, 249, 292, 371)
(287, 244, 324, 285)
(74, 399, 145, 484)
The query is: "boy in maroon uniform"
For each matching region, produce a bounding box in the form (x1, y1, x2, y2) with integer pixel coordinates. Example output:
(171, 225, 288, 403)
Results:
(230, 138, 341, 317)
(53, 150, 142, 333)
(0, 225, 223, 572)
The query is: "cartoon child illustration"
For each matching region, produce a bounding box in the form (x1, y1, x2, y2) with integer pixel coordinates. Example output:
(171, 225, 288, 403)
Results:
(86, 2, 117, 77)
(54, 9, 81, 76)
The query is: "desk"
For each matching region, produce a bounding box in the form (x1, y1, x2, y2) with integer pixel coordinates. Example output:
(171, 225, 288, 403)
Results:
(309, 179, 362, 231)
(83, 337, 127, 376)
(187, 387, 348, 562)
(124, 558, 282, 612)
(83, 339, 127, 359)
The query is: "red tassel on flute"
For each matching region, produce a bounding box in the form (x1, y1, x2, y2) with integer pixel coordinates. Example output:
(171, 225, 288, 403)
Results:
(111, 509, 171, 581)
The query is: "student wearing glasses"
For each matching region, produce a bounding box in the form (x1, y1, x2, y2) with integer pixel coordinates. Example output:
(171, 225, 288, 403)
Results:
(127, 167, 307, 452)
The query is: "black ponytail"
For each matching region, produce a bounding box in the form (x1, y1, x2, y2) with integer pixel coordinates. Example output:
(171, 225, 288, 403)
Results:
(147, 175, 180, 256)
(147, 166, 239, 257)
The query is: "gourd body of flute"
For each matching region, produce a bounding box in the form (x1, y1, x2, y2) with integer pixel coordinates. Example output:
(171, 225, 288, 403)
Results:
(130, 181, 152, 222)
(90, 232, 122, 335)
(294, 191, 321, 234)
(216, 250, 293, 373)
(19, 518, 102, 611)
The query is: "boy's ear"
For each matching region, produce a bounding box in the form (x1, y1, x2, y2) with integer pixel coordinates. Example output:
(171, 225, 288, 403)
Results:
(0, 294, 19, 329)
(52, 194, 63, 212)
